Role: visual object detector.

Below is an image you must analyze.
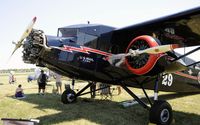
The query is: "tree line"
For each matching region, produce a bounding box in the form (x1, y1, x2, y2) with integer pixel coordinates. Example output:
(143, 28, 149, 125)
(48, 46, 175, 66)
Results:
(0, 68, 35, 74)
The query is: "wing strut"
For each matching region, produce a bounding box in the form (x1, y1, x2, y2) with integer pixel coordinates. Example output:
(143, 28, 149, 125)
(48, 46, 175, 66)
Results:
(187, 61, 200, 67)
(172, 46, 200, 62)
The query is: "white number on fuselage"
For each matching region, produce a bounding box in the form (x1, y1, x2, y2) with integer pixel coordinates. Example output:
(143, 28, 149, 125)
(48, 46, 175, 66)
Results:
(162, 74, 173, 86)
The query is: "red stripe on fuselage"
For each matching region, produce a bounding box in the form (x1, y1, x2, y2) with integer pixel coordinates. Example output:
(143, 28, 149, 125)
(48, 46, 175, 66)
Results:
(174, 71, 197, 80)
(62, 45, 112, 56)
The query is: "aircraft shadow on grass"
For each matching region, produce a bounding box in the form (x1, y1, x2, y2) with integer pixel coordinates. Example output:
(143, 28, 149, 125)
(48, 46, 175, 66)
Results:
(10, 92, 200, 125)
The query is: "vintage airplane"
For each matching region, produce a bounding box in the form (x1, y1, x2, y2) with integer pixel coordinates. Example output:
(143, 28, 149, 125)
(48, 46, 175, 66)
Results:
(11, 7, 200, 125)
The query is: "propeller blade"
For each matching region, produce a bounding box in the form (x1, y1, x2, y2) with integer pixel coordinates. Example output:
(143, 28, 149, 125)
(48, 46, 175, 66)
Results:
(108, 44, 179, 67)
(10, 17, 37, 57)
(138, 44, 179, 54)
(19, 17, 37, 44)
(10, 45, 20, 57)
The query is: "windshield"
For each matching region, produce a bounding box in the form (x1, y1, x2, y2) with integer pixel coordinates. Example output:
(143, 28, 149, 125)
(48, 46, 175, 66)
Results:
(58, 28, 78, 37)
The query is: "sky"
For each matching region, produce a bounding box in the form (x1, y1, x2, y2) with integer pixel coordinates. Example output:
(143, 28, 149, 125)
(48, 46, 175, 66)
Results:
(0, 0, 200, 69)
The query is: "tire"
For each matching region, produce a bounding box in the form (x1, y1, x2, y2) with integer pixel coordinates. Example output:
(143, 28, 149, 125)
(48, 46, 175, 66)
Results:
(149, 100, 173, 125)
(61, 89, 76, 104)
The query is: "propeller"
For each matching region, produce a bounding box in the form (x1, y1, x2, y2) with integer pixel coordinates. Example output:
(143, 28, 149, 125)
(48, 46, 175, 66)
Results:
(10, 17, 37, 57)
(127, 44, 179, 57)
(108, 44, 179, 66)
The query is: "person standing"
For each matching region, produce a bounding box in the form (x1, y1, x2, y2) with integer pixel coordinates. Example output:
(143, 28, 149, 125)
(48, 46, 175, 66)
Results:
(37, 70, 47, 95)
(89, 81, 96, 98)
(54, 73, 62, 94)
(9, 71, 15, 84)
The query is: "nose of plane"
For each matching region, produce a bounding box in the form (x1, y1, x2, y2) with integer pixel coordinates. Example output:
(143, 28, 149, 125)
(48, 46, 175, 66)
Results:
(22, 29, 45, 64)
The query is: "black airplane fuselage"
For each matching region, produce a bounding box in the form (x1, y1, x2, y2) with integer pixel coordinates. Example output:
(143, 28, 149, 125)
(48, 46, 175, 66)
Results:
(17, 7, 200, 125)
(23, 7, 200, 93)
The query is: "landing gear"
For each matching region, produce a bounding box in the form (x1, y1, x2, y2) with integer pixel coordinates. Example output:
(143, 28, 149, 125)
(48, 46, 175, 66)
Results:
(148, 76, 173, 125)
(121, 75, 173, 125)
(61, 88, 76, 104)
(61, 80, 111, 104)
(61, 76, 173, 124)
(149, 100, 173, 125)
(61, 78, 77, 104)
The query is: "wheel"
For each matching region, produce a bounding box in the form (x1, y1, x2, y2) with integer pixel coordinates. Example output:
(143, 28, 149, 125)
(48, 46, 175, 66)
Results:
(149, 100, 173, 125)
(61, 89, 76, 104)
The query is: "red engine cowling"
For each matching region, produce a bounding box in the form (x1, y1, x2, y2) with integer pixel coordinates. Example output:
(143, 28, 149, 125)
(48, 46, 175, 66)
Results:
(125, 35, 163, 75)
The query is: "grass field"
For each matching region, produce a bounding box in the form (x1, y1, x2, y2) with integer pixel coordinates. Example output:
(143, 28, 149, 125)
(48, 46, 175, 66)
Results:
(0, 73, 200, 125)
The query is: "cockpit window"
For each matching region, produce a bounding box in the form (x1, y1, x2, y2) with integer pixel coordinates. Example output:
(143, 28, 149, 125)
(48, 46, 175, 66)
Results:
(57, 24, 115, 49)
(58, 28, 78, 37)
(57, 27, 98, 46)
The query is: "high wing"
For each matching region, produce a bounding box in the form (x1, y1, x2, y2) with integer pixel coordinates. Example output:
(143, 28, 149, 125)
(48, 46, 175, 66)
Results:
(110, 6, 200, 53)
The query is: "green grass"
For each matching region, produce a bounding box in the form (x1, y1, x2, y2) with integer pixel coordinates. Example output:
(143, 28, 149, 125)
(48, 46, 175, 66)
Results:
(0, 73, 200, 125)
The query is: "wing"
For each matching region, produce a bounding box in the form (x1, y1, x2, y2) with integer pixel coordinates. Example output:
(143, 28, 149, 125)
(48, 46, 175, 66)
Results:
(111, 7, 200, 51)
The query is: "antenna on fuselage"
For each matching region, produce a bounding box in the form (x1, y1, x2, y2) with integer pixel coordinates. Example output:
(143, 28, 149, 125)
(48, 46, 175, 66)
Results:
(87, 21, 90, 24)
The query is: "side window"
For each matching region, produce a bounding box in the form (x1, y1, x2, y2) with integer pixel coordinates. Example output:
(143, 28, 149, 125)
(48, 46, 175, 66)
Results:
(97, 33, 112, 52)
(76, 32, 86, 45)
(77, 31, 98, 48)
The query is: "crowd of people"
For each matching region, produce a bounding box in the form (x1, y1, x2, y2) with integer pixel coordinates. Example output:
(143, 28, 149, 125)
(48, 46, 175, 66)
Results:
(12, 69, 63, 98)
(11, 69, 121, 99)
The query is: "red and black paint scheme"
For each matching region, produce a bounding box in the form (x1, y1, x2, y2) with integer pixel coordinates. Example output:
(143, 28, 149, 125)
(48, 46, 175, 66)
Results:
(19, 7, 200, 125)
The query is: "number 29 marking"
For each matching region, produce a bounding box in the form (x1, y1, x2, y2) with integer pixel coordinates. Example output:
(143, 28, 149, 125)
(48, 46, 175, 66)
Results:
(162, 73, 173, 86)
